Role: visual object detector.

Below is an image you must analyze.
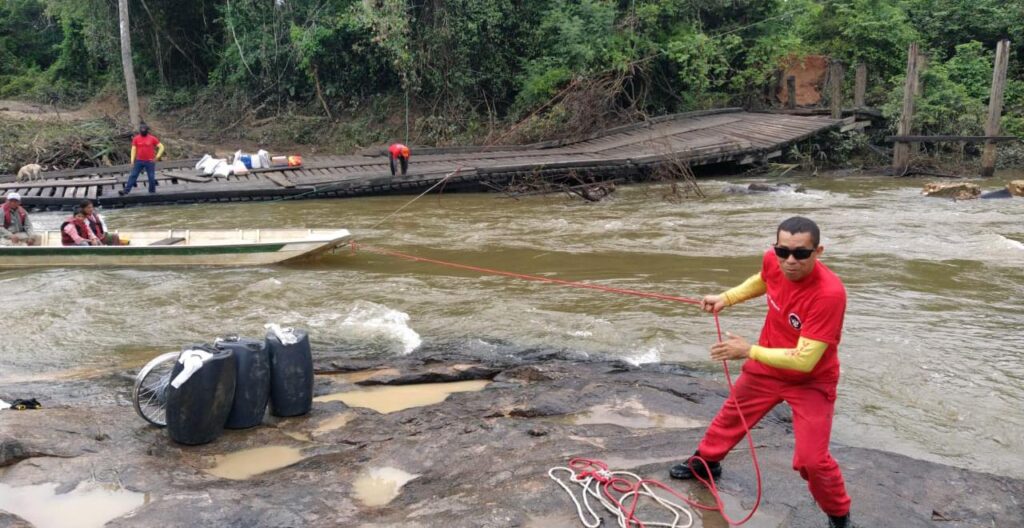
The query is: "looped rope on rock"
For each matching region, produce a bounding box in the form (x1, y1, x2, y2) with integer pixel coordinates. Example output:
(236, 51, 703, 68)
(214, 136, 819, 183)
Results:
(550, 459, 696, 528)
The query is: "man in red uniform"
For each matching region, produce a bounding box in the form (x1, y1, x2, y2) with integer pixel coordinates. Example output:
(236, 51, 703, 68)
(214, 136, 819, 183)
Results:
(670, 216, 854, 528)
(388, 143, 411, 176)
(120, 122, 165, 195)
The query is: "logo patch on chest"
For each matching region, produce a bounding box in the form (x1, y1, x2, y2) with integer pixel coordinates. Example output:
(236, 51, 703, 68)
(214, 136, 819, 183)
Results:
(788, 313, 802, 330)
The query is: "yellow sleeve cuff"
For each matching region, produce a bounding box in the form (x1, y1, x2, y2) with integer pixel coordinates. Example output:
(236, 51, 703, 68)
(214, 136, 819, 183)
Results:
(722, 273, 767, 306)
(749, 337, 828, 373)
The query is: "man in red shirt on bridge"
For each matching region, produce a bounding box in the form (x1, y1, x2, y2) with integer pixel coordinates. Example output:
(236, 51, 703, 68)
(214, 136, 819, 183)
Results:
(670, 216, 854, 528)
(120, 122, 165, 195)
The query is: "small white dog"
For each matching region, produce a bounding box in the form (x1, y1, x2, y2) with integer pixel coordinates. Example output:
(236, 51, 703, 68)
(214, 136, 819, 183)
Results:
(16, 163, 42, 183)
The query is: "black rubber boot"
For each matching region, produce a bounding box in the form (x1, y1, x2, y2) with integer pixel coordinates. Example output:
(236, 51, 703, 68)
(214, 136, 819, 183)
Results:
(828, 514, 853, 528)
(669, 451, 722, 480)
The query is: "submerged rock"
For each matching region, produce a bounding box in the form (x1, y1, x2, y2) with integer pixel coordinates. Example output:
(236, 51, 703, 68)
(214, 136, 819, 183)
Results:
(724, 182, 806, 194)
(922, 182, 981, 200)
(0, 352, 1021, 527)
(0, 509, 33, 528)
(980, 188, 1013, 199)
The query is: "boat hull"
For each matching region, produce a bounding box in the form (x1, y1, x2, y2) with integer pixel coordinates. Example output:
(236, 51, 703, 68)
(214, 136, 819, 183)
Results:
(0, 229, 351, 268)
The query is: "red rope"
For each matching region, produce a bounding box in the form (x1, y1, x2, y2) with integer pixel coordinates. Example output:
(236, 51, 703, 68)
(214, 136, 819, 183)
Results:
(351, 242, 763, 525)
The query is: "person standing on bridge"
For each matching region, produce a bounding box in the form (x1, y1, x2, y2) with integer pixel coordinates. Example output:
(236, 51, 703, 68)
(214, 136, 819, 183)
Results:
(388, 143, 411, 176)
(120, 122, 165, 196)
(670, 216, 854, 528)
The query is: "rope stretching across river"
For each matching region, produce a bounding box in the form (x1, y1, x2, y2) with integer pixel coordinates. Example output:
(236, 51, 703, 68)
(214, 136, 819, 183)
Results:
(349, 173, 764, 525)
(350, 241, 763, 526)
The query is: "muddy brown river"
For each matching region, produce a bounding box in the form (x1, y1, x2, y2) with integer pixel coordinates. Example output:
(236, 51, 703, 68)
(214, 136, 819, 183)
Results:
(2, 172, 1022, 479)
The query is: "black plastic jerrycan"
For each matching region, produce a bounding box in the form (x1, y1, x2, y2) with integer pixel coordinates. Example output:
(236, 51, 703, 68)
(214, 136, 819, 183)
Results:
(165, 345, 236, 445)
(216, 335, 271, 429)
(266, 328, 313, 417)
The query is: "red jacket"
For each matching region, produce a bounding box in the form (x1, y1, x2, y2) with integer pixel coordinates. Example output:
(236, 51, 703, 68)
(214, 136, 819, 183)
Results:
(61, 218, 93, 245)
(2, 203, 27, 229)
(86, 213, 106, 237)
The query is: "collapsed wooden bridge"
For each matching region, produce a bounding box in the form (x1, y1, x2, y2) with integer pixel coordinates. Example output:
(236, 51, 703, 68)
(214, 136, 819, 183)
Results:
(0, 108, 848, 210)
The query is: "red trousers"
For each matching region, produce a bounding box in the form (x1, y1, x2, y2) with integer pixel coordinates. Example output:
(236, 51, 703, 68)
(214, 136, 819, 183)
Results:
(697, 369, 851, 517)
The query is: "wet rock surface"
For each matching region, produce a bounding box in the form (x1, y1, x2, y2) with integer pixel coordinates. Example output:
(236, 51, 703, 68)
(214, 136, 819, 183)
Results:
(0, 510, 33, 528)
(1, 351, 1022, 527)
(1008, 179, 1024, 197)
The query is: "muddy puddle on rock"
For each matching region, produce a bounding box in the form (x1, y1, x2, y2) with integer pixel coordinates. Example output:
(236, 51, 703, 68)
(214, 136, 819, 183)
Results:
(559, 398, 704, 429)
(314, 380, 490, 414)
(337, 368, 401, 383)
(204, 446, 306, 480)
(314, 413, 354, 434)
(353, 467, 419, 507)
(0, 481, 147, 528)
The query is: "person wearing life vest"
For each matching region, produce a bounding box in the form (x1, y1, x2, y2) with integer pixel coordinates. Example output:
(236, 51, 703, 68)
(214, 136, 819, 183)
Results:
(669, 217, 855, 528)
(79, 200, 121, 245)
(120, 122, 165, 195)
(388, 143, 411, 176)
(61, 207, 100, 246)
(0, 192, 40, 246)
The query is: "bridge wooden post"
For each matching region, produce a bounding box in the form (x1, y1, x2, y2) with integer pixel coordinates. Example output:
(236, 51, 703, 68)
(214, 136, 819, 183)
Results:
(893, 43, 920, 174)
(854, 63, 867, 108)
(981, 39, 1011, 177)
(830, 60, 845, 119)
(786, 76, 797, 109)
(909, 53, 928, 158)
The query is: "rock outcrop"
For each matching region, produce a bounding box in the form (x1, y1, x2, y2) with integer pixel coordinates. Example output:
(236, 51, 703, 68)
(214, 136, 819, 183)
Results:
(1008, 179, 1024, 197)
(922, 182, 981, 200)
(0, 351, 1021, 528)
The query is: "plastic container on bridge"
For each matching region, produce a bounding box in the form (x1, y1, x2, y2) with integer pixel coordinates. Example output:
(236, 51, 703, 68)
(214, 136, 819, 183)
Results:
(165, 345, 236, 445)
(266, 326, 314, 417)
(215, 335, 271, 429)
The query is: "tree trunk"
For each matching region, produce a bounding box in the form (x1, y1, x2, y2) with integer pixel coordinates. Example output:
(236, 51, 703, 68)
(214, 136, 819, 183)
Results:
(118, 0, 141, 129)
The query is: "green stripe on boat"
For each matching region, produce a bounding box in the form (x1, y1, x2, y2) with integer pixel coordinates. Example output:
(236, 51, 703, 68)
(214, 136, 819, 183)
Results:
(0, 243, 288, 256)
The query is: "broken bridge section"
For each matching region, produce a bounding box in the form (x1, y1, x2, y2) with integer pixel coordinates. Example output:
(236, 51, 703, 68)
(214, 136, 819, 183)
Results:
(0, 108, 844, 210)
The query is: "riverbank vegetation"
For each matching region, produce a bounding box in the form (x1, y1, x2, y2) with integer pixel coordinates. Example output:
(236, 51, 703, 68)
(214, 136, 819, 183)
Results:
(1, 0, 1022, 169)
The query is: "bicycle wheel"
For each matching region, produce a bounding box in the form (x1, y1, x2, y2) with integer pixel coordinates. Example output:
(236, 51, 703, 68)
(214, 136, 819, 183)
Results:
(133, 352, 180, 427)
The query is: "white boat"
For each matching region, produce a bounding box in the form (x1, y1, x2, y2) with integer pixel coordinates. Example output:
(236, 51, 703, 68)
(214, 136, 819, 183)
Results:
(0, 228, 351, 268)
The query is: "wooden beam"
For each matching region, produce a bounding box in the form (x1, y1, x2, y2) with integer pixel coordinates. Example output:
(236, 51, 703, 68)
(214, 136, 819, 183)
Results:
(830, 60, 845, 119)
(892, 43, 920, 174)
(887, 135, 1019, 143)
(909, 53, 928, 157)
(786, 76, 797, 109)
(981, 39, 1011, 177)
(854, 63, 867, 108)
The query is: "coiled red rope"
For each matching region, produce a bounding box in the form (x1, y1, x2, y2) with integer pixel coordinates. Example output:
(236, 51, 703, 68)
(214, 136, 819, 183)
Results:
(350, 242, 763, 525)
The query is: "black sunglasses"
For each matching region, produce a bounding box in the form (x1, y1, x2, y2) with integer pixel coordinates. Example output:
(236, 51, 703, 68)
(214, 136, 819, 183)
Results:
(773, 245, 816, 260)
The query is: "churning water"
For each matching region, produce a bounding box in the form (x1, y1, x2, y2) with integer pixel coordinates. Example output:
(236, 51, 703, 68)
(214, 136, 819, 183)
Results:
(2, 172, 1022, 478)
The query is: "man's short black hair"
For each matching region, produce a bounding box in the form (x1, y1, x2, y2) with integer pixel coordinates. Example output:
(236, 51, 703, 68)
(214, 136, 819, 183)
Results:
(79, 199, 93, 209)
(777, 216, 820, 247)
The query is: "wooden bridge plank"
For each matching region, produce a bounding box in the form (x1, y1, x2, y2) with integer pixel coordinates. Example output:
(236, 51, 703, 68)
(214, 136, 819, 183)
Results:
(0, 177, 117, 190)
(264, 172, 295, 188)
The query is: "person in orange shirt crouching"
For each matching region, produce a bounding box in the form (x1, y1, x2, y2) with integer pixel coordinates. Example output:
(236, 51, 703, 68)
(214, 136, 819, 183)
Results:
(388, 143, 411, 176)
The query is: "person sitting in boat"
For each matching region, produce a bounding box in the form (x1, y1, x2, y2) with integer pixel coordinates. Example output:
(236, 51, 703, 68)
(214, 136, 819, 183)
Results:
(61, 207, 101, 246)
(0, 192, 40, 246)
(388, 143, 411, 176)
(79, 200, 120, 245)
